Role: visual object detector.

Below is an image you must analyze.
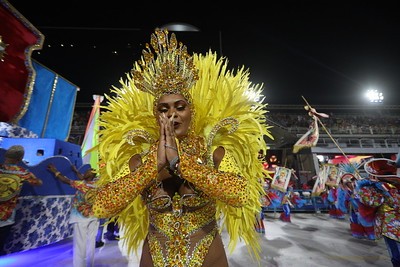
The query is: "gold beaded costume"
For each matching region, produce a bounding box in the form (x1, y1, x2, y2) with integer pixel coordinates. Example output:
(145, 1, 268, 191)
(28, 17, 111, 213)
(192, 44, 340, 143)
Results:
(92, 29, 273, 266)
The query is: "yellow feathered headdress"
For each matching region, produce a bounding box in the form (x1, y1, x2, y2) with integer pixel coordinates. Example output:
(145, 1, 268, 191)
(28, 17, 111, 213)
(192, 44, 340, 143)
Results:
(94, 29, 273, 261)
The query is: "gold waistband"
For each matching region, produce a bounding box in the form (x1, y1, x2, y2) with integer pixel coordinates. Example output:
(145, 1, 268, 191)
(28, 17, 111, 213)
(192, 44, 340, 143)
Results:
(149, 202, 216, 237)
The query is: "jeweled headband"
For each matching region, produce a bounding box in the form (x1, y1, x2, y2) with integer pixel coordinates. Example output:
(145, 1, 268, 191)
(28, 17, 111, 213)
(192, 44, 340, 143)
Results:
(131, 28, 199, 108)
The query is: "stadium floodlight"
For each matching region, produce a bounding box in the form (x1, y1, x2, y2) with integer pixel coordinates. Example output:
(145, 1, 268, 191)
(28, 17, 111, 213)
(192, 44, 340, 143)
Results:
(365, 89, 384, 103)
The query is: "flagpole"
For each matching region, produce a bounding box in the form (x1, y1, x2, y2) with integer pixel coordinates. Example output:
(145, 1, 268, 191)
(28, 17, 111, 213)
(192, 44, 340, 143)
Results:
(301, 96, 361, 177)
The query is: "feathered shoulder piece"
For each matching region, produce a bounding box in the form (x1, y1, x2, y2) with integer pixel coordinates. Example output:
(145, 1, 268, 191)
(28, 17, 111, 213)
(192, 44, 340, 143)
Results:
(95, 75, 157, 185)
(190, 51, 273, 260)
(94, 75, 158, 251)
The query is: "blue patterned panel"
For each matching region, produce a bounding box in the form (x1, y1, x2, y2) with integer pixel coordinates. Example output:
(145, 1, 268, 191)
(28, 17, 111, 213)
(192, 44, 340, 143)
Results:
(0, 123, 38, 138)
(3, 195, 74, 254)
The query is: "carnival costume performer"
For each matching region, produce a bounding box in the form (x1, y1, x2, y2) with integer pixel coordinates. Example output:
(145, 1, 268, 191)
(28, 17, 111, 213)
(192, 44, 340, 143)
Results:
(291, 191, 307, 210)
(91, 29, 273, 267)
(279, 182, 307, 222)
(279, 187, 294, 222)
(337, 162, 375, 240)
(0, 145, 43, 255)
(48, 163, 99, 266)
(326, 184, 346, 219)
(355, 158, 400, 267)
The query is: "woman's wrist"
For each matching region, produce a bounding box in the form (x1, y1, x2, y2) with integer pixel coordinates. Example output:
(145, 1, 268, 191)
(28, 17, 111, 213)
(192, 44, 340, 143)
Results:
(164, 144, 178, 151)
(169, 156, 180, 171)
(166, 156, 180, 177)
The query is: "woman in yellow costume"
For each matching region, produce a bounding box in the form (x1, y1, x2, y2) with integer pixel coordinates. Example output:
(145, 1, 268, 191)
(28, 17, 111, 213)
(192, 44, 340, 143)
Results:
(92, 29, 273, 267)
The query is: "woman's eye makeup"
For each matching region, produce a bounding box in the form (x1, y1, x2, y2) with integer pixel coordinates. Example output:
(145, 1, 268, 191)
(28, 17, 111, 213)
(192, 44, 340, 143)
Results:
(157, 100, 187, 113)
(157, 104, 169, 113)
(158, 106, 186, 113)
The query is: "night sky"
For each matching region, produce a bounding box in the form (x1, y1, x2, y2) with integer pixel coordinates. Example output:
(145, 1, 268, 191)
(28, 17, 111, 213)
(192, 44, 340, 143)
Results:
(7, 0, 400, 106)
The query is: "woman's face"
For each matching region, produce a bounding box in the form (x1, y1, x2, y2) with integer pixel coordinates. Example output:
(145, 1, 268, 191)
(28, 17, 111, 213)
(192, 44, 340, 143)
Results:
(157, 94, 192, 138)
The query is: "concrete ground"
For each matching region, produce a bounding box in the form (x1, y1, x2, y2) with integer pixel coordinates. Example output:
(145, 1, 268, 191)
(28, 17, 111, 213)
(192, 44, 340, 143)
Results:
(0, 212, 392, 267)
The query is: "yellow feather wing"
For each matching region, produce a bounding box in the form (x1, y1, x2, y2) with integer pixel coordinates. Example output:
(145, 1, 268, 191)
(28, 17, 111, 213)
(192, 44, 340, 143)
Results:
(93, 74, 157, 254)
(191, 51, 273, 262)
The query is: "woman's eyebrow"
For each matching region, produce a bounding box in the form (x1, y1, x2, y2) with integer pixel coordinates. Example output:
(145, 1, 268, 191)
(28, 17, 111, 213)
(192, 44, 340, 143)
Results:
(158, 99, 186, 106)
(157, 103, 170, 108)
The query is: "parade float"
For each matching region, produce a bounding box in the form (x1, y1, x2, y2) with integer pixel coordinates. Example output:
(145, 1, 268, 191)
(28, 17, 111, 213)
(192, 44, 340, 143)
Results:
(0, 0, 91, 254)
